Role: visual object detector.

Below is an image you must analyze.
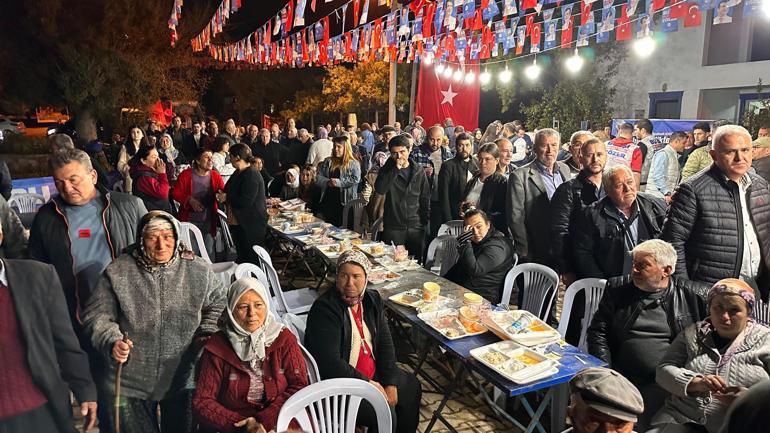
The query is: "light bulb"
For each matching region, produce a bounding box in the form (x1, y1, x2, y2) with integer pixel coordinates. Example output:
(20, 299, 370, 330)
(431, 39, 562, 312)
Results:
(442, 66, 453, 78)
(499, 67, 513, 83)
(763, 0, 770, 18)
(424, 55, 433, 66)
(453, 69, 463, 81)
(479, 70, 491, 85)
(633, 36, 656, 58)
(565, 49, 584, 73)
(524, 60, 541, 80)
(435, 63, 445, 73)
(464, 71, 476, 83)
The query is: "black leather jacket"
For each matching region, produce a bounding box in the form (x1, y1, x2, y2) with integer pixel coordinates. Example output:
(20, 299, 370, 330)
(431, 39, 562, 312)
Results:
(587, 275, 709, 366)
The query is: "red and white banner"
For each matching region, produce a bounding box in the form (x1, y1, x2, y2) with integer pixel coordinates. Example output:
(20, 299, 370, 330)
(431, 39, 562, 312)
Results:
(415, 62, 479, 131)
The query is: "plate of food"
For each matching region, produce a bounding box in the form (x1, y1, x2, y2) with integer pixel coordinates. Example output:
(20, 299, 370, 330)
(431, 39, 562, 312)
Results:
(482, 310, 561, 347)
(277, 225, 307, 235)
(368, 270, 402, 284)
(470, 341, 558, 384)
(329, 229, 361, 240)
(316, 244, 350, 258)
(388, 289, 453, 310)
(418, 309, 486, 340)
(356, 242, 389, 257)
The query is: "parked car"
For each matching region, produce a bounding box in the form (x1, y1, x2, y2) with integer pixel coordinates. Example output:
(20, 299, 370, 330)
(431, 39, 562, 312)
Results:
(0, 117, 25, 134)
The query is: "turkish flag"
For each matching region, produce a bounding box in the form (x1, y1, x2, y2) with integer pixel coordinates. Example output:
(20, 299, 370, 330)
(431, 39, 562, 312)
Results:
(684, 3, 702, 27)
(616, 5, 631, 41)
(581, 2, 593, 25)
(522, 0, 538, 10)
(415, 62, 480, 131)
(561, 17, 573, 48)
(669, 0, 688, 18)
(424, 2, 436, 38)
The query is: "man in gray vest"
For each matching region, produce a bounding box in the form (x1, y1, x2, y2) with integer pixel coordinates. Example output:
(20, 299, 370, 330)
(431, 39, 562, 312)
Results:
(645, 131, 687, 203)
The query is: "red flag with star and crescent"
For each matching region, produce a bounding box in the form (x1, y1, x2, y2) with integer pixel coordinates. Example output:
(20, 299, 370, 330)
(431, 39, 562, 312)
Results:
(415, 62, 480, 130)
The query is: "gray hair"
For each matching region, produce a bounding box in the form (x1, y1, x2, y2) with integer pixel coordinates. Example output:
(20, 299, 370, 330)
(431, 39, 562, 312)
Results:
(534, 128, 561, 148)
(632, 239, 677, 271)
(570, 130, 593, 144)
(602, 165, 634, 190)
(712, 125, 752, 151)
(298, 128, 309, 135)
(49, 134, 76, 152)
(49, 148, 94, 172)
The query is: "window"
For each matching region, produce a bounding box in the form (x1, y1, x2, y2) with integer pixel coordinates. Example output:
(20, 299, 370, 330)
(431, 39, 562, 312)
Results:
(649, 92, 684, 119)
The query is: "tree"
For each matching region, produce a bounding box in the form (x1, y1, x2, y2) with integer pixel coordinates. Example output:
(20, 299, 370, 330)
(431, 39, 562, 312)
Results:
(0, 0, 212, 143)
(321, 62, 411, 119)
(742, 79, 770, 137)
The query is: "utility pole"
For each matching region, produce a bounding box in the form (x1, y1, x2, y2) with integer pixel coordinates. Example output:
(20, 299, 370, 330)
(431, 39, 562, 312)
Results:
(387, 0, 398, 125)
(408, 61, 418, 124)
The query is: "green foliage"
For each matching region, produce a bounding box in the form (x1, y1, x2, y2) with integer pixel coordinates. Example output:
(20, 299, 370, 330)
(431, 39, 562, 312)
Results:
(0, 134, 49, 155)
(741, 79, 770, 136)
(321, 62, 411, 115)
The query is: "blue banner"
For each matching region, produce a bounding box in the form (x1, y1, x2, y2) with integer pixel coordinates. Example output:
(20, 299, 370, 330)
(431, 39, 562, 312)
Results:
(11, 176, 57, 202)
(611, 118, 713, 145)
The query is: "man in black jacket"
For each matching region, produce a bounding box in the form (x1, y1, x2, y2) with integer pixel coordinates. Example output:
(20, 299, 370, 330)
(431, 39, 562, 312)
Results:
(662, 125, 770, 300)
(438, 133, 478, 224)
(1, 259, 98, 433)
(305, 250, 421, 433)
(587, 240, 708, 431)
(29, 149, 147, 329)
(572, 165, 666, 280)
(374, 134, 430, 260)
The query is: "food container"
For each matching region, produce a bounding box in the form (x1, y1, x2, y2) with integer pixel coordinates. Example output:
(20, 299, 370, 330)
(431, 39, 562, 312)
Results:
(458, 306, 480, 330)
(422, 282, 441, 301)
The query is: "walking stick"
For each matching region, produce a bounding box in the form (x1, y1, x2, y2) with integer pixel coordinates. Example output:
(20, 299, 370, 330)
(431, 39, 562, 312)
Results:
(114, 333, 129, 433)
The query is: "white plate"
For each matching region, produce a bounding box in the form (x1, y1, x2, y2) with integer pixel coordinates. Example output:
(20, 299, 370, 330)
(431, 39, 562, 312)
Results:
(418, 308, 487, 340)
(388, 289, 453, 310)
(329, 230, 361, 240)
(483, 310, 561, 347)
(470, 341, 558, 384)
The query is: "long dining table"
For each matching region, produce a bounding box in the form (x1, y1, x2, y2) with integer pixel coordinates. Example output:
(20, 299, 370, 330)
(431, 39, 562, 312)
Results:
(266, 207, 605, 433)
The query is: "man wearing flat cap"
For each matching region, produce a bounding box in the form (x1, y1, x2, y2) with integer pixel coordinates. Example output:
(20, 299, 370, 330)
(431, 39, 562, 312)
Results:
(565, 367, 644, 433)
(305, 250, 421, 433)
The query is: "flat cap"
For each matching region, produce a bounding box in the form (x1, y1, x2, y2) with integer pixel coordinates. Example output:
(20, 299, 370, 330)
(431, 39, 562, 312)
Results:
(569, 367, 644, 423)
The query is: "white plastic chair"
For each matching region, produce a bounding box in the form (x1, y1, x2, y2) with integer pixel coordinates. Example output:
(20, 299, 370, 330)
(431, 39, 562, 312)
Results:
(425, 235, 460, 277)
(341, 198, 367, 233)
(179, 222, 236, 285)
(8, 193, 45, 213)
(437, 220, 464, 237)
(369, 217, 384, 241)
(502, 263, 560, 320)
(299, 343, 321, 384)
(557, 278, 607, 351)
(216, 209, 234, 251)
(753, 298, 770, 326)
(276, 378, 392, 433)
(253, 245, 317, 315)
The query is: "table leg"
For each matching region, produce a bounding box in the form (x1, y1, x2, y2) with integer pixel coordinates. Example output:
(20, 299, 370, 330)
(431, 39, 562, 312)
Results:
(424, 363, 468, 433)
(519, 393, 549, 433)
(550, 382, 570, 433)
(280, 244, 299, 275)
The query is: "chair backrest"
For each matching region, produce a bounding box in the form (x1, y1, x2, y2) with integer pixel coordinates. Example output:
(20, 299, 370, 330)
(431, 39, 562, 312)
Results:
(112, 180, 124, 192)
(437, 236, 461, 276)
(216, 209, 234, 250)
(557, 278, 607, 351)
(233, 262, 280, 316)
(437, 220, 465, 237)
(369, 217, 384, 241)
(753, 298, 770, 326)
(252, 244, 274, 268)
(276, 378, 392, 433)
(299, 343, 321, 384)
(8, 193, 45, 213)
(179, 222, 213, 263)
(250, 250, 289, 315)
(341, 198, 367, 234)
(501, 263, 560, 320)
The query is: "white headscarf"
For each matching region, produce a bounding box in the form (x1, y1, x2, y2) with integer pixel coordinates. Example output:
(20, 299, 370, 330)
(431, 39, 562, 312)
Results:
(286, 167, 300, 188)
(226, 277, 284, 369)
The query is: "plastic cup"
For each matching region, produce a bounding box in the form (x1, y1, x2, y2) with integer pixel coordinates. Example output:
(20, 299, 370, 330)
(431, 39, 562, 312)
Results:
(422, 282, 441, 301)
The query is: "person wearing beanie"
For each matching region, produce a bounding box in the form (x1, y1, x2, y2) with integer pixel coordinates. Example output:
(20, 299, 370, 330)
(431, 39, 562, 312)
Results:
(305, 250, 421, 433)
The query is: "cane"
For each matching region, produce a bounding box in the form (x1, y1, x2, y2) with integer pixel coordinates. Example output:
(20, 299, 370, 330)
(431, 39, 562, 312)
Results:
(114, 333, 129, 433)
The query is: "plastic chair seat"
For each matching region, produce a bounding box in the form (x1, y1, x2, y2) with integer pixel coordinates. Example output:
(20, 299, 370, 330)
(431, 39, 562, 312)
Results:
(557, 278, 607, 351)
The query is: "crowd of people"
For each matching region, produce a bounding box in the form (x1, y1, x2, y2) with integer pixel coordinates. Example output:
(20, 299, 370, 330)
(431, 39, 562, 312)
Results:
(0, 111, 769, 433)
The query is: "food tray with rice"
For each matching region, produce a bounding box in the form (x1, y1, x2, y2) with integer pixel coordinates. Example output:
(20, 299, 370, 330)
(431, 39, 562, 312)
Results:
(482, 309, 561, 347)
(417, 308, 487, 340)
(470, 340, 559, 384)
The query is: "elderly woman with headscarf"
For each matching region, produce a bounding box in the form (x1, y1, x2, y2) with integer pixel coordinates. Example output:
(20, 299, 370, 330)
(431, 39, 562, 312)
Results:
(305, 250, 421, 433)
(193, 278, 308, 433)
(280, 165, 301, 200)
(82, 211, 227, 433)
(651, 279, 770, 433)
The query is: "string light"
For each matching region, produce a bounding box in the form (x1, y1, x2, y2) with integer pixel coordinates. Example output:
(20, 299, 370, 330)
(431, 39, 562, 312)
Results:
(453, 68, 464, 81)
(565, 48, 584, 74)
(464, 71, 476, 84)
(764, 0, 770, 18)
(435, 63, 445, 73)
(479, 69, 491, 85)
(424, 55, 433, 66)
(498, 64, 513, 83)
(633, 36, 656, 58)
(524, 58, 541, 80)
(442, 66, 453, 78)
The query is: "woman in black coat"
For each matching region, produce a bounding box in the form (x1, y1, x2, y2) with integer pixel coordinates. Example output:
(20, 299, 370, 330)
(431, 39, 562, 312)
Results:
(217, 143, 268, 264)
(460, 142, 508, 233)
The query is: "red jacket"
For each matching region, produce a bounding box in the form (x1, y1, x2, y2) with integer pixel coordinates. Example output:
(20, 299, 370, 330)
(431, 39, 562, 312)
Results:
(172, 168, 225, 235)
(130, 163, 169, 199)
(193, 329, 308, 433)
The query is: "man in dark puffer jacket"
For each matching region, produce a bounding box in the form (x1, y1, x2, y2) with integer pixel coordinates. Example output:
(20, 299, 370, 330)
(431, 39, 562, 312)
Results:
(661, 125, 770, 300)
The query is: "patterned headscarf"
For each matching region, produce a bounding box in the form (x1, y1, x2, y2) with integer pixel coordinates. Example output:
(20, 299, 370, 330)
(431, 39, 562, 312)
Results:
(707, 278, 755, 311)
(336, 250, 371, 306)
(131, 210, 194, 271)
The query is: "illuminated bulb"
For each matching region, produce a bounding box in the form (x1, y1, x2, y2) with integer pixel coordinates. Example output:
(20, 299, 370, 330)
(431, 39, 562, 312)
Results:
(498, 67, 513, 83)
(524, 60, 541, 80)
(565, 49, 584, 73)
(442, 66, 453, 78)
(633, 36, 656, 58)
(453, 69, 463, 81)
(424, 55, 433, 66)
(435, 63, 445, 73)
(764, 0, 770, 18)
(464, 71, 476, 84)
(479, 70, 491, 85)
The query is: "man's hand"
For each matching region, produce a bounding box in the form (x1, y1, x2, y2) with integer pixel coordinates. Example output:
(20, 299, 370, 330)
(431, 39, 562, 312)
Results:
(112, 338, 133, 364)
(687, 375, 727, 397)
(153, 158, 166, 174)
(384, 385, 398, 406)
(424, 165, 434, 177)
(80, 401, 97, 431)
(234, 417, 266, 433)
(188, 197, 205, 212)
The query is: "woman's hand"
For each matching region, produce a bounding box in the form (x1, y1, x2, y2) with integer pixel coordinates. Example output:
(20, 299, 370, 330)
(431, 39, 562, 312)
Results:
(215, 191, 227, 203)
(153, 158, 166, 174)
(384, 385, 398, 406)
(714, 386, 747, 405)
(687, 375, 727, 397)
(112, 338, 134, 364)
(188, 197, 205, 212)
(234, 417, 266, 433)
